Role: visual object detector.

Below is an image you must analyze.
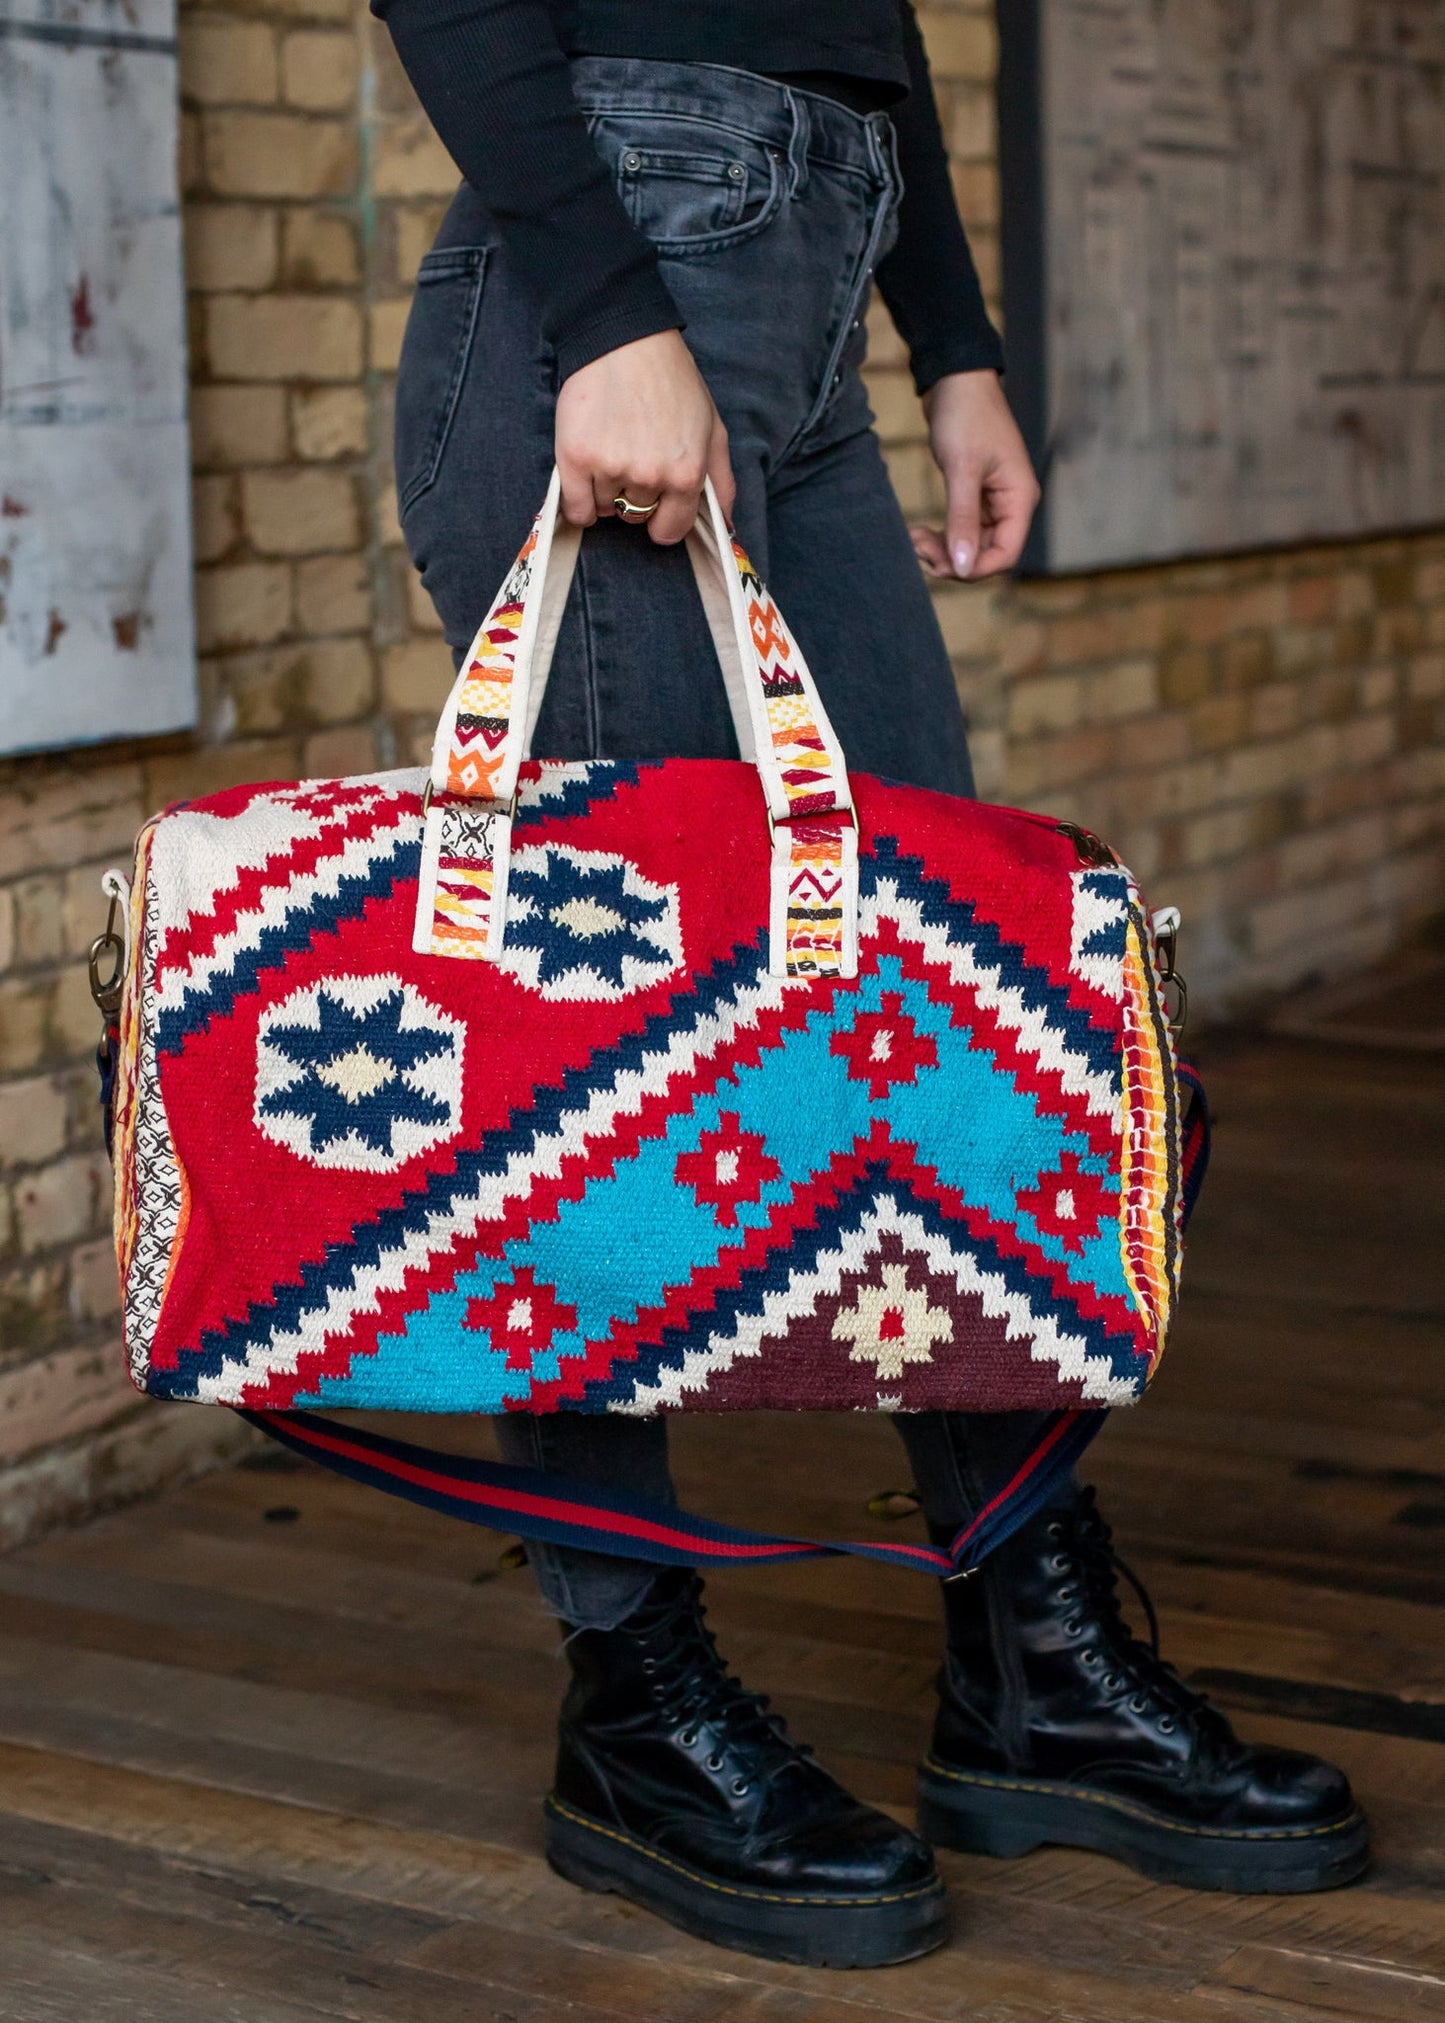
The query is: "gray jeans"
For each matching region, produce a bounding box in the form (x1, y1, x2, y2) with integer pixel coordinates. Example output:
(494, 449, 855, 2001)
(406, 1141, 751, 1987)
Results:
(396, 57, 1068, 1628)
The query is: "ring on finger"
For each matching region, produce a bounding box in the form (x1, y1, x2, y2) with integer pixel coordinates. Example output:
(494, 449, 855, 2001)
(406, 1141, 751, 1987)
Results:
(613, 493, 661, 523)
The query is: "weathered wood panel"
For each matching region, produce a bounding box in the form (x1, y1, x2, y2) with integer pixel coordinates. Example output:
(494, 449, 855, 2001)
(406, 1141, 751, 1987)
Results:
(0, 0, 195, 753)
(1001, 0, 1445, 571)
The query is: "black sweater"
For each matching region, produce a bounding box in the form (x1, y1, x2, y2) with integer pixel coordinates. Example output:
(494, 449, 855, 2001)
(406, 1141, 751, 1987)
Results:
(373, 0, 1004, 391)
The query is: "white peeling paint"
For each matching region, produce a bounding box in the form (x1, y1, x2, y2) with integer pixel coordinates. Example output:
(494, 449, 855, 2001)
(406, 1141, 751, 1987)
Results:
(0, 0, 196, 754)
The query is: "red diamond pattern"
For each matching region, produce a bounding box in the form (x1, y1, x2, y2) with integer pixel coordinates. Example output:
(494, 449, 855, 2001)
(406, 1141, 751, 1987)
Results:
(465, 1267, 577, 1368)
(831, 992, 939, 1100)
(675, 1112, 782, 1227)
(1015, 1152, 1116, 1255)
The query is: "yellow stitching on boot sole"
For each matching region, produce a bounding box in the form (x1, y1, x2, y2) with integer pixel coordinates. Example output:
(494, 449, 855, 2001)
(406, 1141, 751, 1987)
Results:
(545, 1798, 945, 1907)
(920, 1760, 1366, 1844)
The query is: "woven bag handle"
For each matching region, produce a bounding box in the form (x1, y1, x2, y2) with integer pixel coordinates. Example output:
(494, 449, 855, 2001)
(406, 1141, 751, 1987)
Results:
(413, 475, 859, 979)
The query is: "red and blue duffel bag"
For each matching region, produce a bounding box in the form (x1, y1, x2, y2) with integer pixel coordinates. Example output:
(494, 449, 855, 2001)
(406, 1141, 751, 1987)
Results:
(93, 475, 1206, 1578)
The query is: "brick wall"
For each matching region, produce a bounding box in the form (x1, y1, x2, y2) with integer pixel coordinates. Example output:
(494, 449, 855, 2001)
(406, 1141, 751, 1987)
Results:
(0, 0, 1440, 1544)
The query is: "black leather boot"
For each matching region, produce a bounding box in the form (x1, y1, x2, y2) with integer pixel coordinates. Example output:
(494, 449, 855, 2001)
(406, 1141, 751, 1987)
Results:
(545, 1567, 947, 1965)
(917, 1486, 1368, 1892)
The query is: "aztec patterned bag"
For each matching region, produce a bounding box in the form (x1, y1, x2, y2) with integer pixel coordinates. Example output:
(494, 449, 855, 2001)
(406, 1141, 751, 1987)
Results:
(94, 476, 1206, 1575)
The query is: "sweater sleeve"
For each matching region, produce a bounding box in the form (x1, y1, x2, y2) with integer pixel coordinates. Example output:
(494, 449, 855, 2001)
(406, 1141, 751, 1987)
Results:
(875, 1, 1005, 393)
(372, 0, 684, 380)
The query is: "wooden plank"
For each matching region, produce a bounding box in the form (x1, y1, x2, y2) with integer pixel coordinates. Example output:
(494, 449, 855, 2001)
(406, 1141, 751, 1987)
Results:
(1197, 1943, 1445, 2020)
(0, 1932, 338, 2023)
(0, 1743, 1320, 2023)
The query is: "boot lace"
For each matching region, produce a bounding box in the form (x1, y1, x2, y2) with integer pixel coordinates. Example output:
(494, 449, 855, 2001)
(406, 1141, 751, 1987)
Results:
(1051, 1488, 1226, 1747)
(636, 1576, 814, 1793)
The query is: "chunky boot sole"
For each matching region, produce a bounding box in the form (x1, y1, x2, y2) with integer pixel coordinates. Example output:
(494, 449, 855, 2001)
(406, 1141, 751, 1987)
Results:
(917, 1759, 1370, 1894)
(545, 1795, 949, 1967)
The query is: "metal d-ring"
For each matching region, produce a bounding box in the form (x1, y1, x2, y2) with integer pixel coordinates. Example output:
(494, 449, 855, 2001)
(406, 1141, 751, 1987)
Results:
(88, 890, 126, 1020)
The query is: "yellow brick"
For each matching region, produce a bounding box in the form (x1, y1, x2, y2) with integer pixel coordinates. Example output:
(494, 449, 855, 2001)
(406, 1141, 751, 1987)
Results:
(1008, 672, 1084, 738)
(393, 203, 449, 284)
(281, 209, 360, 286)
(369, 297, 411, 374)
(195, 562, 293, 652)
(291, 385, 367, 460)
(242, 468, 359, 555)
(203, 110, 356, 200)
(69, 1243, 123, 1322)
(383, 637, 453, 711)
(282, 28, 359, 111)
(13, 1154, 109, 1254)
(142, 740, 301, 814)
(0, 1078, 69, 1169)
(932, 580, 1001, 658)
(867, 369, 925, 445)
(13, 877, 65, 966)
(372, 111, 463, 199)
(0, 980, 49, 1077)
(407, 568, 445, 633)
(376, 485, 403, 547)
(947, 83, 995, 160)
(918, 7, 997, 82)
(303, 725, 380, 778)
(222, 638, 374, 732)
(882, 442, 943, 520)
(864, 296, 908, 371)
(179, 19, 278, 105)
(180, 109, 203, 194)
(951, 160, 998, 230)
(190, 384, 289, 468)
(184, 202, 279, 295)
(295, 553, 370, 634)
(1084, 657, 1157, 722)
(244, 0, 353, 18)
(206, 294, 362, 380)
(192, 474, 240, 565)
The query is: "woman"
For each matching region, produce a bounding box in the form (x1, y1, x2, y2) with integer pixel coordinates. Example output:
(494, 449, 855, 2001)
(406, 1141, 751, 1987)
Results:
(376, 0, 1366, 1967)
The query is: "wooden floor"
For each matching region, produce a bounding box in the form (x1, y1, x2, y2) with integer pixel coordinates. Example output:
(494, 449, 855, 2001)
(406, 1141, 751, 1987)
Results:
(2, 1029, 1444, 2021)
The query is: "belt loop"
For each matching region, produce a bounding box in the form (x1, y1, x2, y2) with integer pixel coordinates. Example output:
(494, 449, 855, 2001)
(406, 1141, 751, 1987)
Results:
(783, 87, 810, 196)
(867, 108, 901, 200)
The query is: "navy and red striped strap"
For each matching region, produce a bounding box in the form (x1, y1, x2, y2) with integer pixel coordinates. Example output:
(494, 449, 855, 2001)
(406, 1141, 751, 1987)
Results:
(238, 1066, 1209, 1581)
(237, 1399, 1105, 1579)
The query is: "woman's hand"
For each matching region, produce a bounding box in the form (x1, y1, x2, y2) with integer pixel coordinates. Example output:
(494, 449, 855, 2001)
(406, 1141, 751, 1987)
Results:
(555, 329, 736, 544)
(910, 369, 1040, 580)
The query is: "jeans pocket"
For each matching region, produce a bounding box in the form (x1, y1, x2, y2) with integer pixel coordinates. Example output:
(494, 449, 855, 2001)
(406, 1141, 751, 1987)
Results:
(590, 114, 783, 253)
(395, 246, 488, 515)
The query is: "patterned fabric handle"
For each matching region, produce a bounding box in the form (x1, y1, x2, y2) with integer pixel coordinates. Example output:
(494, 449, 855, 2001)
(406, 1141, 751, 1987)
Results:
(413, 476, 859, 980)
(237, 1404, 1106, 1579)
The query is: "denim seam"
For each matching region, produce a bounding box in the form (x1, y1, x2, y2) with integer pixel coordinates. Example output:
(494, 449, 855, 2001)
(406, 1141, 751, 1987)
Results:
(576, 100, 882, 185)
(778, 178, 896, 463)
(574, 548, 603, 760)
(399, 250, 489, 515)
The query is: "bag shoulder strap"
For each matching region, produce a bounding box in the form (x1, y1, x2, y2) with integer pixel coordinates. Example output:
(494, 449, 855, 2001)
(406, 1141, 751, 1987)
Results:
(237, 1404, 1105, 1580)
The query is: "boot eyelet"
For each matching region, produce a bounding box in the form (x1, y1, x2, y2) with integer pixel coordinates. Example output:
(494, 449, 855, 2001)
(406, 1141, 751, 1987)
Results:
(1054, 1582, 1078, 1600)
(1129, 1693, 1148, 1713)
(1064, 1617, 1083, 1636)
(1050, 1555, 1071, 1573)
(1081, 1648, 1100, 1667)
(678, 1729, 698, 1747)
(706, 1753, 723, 1772)
(1104, 1672, 1125, 1692)
(641, 1658, 657, 1674)
(732, 1777, 751, 1795)
(1158, 1715, 1178, 1733)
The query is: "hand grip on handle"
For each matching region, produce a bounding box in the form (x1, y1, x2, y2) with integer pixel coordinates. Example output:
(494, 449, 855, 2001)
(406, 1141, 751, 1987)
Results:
(413, 475, 858, 980)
